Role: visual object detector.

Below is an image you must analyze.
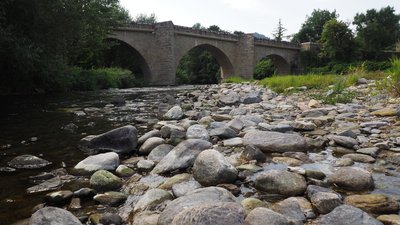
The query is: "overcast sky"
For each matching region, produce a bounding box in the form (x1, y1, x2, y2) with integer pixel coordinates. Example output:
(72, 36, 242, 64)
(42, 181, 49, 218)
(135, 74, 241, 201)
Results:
(120, 0, 399, 40)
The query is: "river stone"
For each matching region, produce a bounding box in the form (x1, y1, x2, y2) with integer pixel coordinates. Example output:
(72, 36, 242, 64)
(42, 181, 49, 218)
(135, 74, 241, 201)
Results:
(138, 137, 165, 155)
(227, 118, 245, 132)
(158, 187, 237, 225)
(273, 197, 307, 224)
(315, 205, 384, 225)
(328, 135, 359, 149)
(342, 153, 376, 163)
(243, 130, 307, 153)
(302, 108, 329, 118)
(29, 206, 82, 225)
(138, 130, 161, 145)
(241, 91, 262, 104)
(345, 194, 399, 215)
(186, 124, 209, 141)
(134, 188, 173, 212)
(73, 152, 119, 174)
(334, 158, 354, 167)
(328, 167, 374, 191)
(209, 126, 237, 139)
(27, 177, 62, 194)
(245, 207, 291, 225)
(79, 125, 138, 154)
(311, 192, 342, 214)
(371, 108, 399, 117)
(172, 180, 202, 197)
(147, 144, 174, 163)
(44, 190, 73, 206)
(241, 198, 269, 215)
(99, 213, 122, 225)
(8, 155, 51, 169)
(115, 165, 134, 177)
(171, 202, 245, 225)
(158, 173, 192, 190)
(151, 139, 212, 174)
(90, 170, 122, 191)
(377, 215, 400, 225)
(240, 145, 266, 162)
(163, 106, 184, 120)
(93, 191, 127, 206)
(254, 170, 307, 196)
(292, 121, 317, 131)
(219, 92, 240, 105)
(193, 149, 238, 186)
(137, 160, 155, 171)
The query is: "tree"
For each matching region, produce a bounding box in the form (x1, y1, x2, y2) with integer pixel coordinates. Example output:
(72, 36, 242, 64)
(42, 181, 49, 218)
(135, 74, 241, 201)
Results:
(254, 58, 276, 79)
(353, 6, 400, 58)
(192, 23, 205, 30)
(320, 19, 356, 62)
(134, 13, 157, 24)
(292, 9, 338, 43)
(272, 19, 287, 41)
(208, 25, 222, 32)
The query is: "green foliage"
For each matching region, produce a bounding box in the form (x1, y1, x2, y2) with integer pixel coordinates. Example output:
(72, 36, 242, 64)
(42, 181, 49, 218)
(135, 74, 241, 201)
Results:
(134, 13, 157, 24)
(272, 19, 287, 41)
(254, 58, 276, 80)
(208, 25, 222, 32)
(353, 6, 400, 58)
(292, 9, 338, 43)
(320, 19, 356, 62)
(223, 76, 251, 83)
(306, 61, 391, 75)
(378, 58, 400, 96)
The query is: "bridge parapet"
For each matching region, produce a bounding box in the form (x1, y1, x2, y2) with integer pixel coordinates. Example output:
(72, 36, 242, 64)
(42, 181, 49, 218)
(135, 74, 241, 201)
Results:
(254, 38, 300, 49)
(173, 25, 240, 41)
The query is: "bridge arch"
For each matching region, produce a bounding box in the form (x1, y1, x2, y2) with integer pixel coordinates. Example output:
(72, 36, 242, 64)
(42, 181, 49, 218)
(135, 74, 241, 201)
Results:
(175, 43, 235, 80)
(106, 37, 152, 82)
(255, 54, 291, 75)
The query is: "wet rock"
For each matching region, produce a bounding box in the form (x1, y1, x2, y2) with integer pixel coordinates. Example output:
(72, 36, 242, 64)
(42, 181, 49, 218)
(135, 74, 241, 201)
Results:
(151, 139, 212, 174)
(73, 188, 96, 198)
(243, 130, 307, 153)
(315, 205, 383, 225)
(130, 211, 159, 225)
(377, 215, 400, 225)
(272, 157, 302, 166)
(328, 167, 374, 191)
(193, 149, 238, 186)
(93, 191, 127, 206)
(345, 194, 399, 215)
(147, 144, 174, 163)
(0, 167, 16, 172)
(134, 189, 173, 212)
(245, 207, 291, 225)
(209, 126, 237, 139)
(240, 145, 266, 162)
(79, 125, 138, 154)
(273, 197, 307, 224)
(115, 165, 135, 177)
(158, 187, 237, 225)
(158, 173, 191, 190)
(241, 198, 269, 215)
(219, 92, 240, 105)
(29, 207, 82, 225)
(8, 155, 51, 169)
(164, 106, 184, 120)
(334, 158, 354, 167)
(342, 153, 376, 163)
(172, 180, 202, 197)
(311, 192, 342, 214)
(171, 202, 245, 225)
(44, 190, 73, 206)
(27, 177, 62, 194)
(186, 124, 209, 141)
(139, 137, 165, 155)
(89, 170, 122, 191)
(328, 135, 359, 149)
(254, 170, 307, 196)
(73, 152, 119, 174)
(138, 130, 161, 145)
(99, 213, 122, 225)
(137, 160, 155, 171)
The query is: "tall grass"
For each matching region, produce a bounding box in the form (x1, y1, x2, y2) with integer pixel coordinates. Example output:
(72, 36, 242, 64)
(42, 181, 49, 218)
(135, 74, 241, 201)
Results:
(223, 76, 252, 83)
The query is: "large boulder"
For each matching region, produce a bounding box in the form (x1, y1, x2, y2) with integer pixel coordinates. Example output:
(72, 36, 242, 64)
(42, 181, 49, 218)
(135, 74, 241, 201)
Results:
(328, 167, 374, 191)
(245, 207, 291, 225)
(164, 106, 184, 120)
(79, 125, 138, 154)
(193, 149, 238, 186)
(151, 139, 212, 174)
(90, 170, 122, 191)
(254, 170, 307, 196)
(73, 152, 119, 174)
(316, 205, 383, 225)
(243, 130, 307, 153)
(172, 202, 244, 225)
(158, 187, 237, 225)
(29, 207, 82, 225)
(8, 155, 51, 169)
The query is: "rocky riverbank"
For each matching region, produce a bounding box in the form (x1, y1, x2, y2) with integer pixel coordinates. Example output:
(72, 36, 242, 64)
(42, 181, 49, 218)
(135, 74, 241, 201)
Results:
(10, 81, 400, 225)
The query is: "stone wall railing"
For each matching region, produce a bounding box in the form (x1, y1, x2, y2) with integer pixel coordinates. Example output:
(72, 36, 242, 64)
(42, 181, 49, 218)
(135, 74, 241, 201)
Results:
(173, 25, 240, 40)
(254, 38, 301, 49)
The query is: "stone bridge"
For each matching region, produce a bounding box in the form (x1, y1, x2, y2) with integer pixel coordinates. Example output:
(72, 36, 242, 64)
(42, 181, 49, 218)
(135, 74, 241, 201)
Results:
(110, 21, 301, 85)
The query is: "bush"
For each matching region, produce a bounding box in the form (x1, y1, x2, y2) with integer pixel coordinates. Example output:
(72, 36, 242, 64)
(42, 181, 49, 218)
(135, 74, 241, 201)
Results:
(254, 59, 276, 80)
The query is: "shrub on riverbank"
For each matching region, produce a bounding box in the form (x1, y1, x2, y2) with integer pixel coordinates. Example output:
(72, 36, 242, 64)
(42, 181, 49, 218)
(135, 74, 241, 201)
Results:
(376, 58, 400, 96)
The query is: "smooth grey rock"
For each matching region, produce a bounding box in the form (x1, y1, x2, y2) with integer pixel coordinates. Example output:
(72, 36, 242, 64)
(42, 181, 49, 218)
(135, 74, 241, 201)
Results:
(292, 121, 317, 131)
(241, 145, 266, 162)
(316, 205, 383, 225)
(90, 170, 122, 191)
(329, 135, 358, 149)
(223, 137, 243, 147)
(229, 107, 248, 116)
(306, 185, 341, 200)
(138, 130, 161, 145)
(79, 125, 138, 154)
(328, 167, 374, 191)
(356, 147, 379, 157)
(334, 158, 354, 167)
(241, 91, 262, 104)
(29, 207, 82, 225)
(311, 192, 342, 214)
(360, 121, 389, 128)
(171, 202, 245, 225)
(245, 207, 291, 225)
(209, 126, 237, 139)
(93, 191, 127, 206)
(99, 213, 122, 225)
(186, 124, 209, 141)
(273, 197, 307, 224)
(258, 123, 294, 133)
(137, 160, 155, 171)
(27, 177, 62, 194)
(342, 153, 376, 163)
(227, 118, 245, 132)
(44, 190, 73, 206)
(138, 137, 165, 155)
(243, 130, 307, 153)
(302, 109, 329, 118)
(219, 92, 240, 105)
(115, 165, 135, 177)
(151, 139, 212, 174)
(158, 187, 237, 225)
(172, 180, 202, 197)
(134, 189, 172, 212)
(147, 144, 174, 163)
(8, 155, 51, 169)
(73, 152, 119, 174)
(254, 170, 307, 196)
(193, 149, 238, 186)
(164, 106, 184, 120)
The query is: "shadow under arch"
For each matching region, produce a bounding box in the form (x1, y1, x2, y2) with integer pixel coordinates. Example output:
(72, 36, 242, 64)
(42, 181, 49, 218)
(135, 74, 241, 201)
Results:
(105, 38, 152, 82)
(258, 54, 291, 75)
(176, 44, 235, 80)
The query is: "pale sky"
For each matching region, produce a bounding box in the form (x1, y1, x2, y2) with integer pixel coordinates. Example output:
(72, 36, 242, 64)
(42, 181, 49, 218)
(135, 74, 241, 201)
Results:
(120, 0, 399, 40)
